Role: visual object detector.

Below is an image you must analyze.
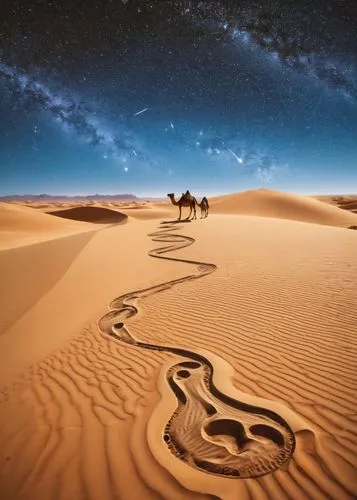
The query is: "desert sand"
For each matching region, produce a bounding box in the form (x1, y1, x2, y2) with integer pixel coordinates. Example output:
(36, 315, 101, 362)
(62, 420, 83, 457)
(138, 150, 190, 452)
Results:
(0, 189, 356, 500)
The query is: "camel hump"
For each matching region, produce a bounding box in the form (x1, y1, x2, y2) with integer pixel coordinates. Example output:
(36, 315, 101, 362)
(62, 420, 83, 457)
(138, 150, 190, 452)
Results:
(185, 190, 191, 195)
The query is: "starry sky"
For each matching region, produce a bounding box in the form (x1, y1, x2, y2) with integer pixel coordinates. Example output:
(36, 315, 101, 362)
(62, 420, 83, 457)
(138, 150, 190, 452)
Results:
(0, 0, 356, 196)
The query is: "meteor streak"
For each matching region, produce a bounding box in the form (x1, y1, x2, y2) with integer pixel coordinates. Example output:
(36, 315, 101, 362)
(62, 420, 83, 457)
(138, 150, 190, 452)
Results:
(134, 107, 149, 116)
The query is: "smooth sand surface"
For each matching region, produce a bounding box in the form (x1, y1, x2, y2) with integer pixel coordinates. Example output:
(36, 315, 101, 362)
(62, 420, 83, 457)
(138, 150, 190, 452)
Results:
(0, 190, 356, 500)
(0, 202, 106, 249)
(209, 189, 357, 227)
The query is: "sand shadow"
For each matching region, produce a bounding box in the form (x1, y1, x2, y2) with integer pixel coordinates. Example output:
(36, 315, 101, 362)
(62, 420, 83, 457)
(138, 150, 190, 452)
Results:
(160, 219, 192, 225)
(47, 206, 128, 224)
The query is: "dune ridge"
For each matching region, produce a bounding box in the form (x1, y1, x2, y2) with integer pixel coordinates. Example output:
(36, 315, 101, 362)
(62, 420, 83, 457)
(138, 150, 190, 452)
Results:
(209, 189, 357, 227)
(0, 201, 87, 231)
(0, 202, 100, 250)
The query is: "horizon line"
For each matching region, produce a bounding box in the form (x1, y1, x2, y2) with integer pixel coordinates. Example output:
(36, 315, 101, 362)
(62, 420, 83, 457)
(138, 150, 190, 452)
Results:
(0, 188, 356, 199)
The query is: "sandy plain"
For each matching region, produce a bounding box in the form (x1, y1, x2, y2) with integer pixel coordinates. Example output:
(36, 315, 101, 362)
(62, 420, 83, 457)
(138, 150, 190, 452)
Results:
(0, 189, 356, 500)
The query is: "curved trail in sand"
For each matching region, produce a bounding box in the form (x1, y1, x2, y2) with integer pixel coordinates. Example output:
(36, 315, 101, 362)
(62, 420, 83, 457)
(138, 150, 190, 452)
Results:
(98, 221, 296, 479)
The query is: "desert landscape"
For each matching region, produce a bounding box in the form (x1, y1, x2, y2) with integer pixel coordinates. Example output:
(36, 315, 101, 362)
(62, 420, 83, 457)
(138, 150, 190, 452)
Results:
(0, 189, 356, 500)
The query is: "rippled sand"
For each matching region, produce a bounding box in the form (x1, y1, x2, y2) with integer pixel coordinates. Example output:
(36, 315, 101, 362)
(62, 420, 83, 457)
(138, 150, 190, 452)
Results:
(0, 190, 356, 500)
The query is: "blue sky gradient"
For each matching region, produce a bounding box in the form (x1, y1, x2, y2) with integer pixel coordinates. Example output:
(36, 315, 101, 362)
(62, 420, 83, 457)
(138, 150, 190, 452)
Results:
(1, 0, 356, 196)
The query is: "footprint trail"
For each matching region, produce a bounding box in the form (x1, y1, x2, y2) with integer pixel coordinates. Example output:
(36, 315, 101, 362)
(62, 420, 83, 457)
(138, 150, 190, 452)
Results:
(98, 221, 296, 479)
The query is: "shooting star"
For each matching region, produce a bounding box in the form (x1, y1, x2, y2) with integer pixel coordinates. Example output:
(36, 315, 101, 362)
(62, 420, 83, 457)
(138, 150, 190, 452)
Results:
(218, 136, 244, 165)
(214, 137, 243, 165)
(134, 107, 149, 116)
(227, 148, 243, 165)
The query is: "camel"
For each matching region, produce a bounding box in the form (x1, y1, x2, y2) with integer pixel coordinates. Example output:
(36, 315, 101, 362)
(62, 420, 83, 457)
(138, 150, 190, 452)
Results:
(197, 196, 209, 218)
(167, 190, 197, 220)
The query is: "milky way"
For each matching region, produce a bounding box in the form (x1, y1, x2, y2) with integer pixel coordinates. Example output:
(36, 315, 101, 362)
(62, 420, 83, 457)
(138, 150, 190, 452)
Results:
(178, 0, 357, 101)
(0, 0, 356, 195)
(0, 61, 142, 165)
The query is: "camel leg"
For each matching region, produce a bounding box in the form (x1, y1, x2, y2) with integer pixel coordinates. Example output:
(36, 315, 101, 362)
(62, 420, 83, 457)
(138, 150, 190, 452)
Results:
(193, 203, 197, 220)
(178, 205, 182, 220)
(187, 205, 192, 220)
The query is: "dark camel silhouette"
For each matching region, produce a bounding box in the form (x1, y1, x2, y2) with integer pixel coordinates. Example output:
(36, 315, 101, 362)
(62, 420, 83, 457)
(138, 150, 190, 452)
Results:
(197, 196, 209, 218)
(167, 190, 197, 220)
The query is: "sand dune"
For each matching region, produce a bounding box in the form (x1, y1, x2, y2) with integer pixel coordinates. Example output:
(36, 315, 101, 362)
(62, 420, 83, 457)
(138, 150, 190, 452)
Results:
(119, 207, 175, 220)
(129, 216, 357, 498)
(314, 195, 357, 214)
(331, 197, 357, 214)
(339, 201, 357, 211)
(27, 199, 174, 220)
(0, 202, 99, 250)
(210, 189, 357, 227)
(0, 201, 85, 231)
(47, 205, 128, 224)
(0, 231, 95, 335)
(0, 194, 356, 499)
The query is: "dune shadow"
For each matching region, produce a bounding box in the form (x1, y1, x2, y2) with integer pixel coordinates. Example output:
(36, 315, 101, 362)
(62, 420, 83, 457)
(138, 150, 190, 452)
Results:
(47, 206, 128, 224)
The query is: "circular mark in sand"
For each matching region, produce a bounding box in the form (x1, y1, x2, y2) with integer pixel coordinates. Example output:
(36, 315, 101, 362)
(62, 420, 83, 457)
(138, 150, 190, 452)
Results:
(165, 362, 295, 478)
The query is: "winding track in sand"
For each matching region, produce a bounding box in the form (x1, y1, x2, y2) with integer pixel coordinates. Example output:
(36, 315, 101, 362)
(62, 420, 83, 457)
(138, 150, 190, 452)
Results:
(98, 220, 296, 479)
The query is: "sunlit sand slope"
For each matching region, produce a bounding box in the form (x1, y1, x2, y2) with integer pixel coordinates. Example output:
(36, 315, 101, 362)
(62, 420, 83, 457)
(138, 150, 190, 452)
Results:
(0, 231, 94, 335)
(0, 202, 97, 249)
(0, 201, 88, 231)
(0, 213, 356, 499)
(211, 189, 357, 227)
(130, 216, 357, 498)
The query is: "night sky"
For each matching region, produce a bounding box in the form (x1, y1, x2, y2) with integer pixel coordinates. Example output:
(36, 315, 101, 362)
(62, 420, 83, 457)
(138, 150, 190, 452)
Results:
(1, 0, 356, 196)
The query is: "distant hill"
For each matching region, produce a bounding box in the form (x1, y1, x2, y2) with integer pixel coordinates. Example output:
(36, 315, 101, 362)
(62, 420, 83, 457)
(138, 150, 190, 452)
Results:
(0, 193, 139, 202)
(210, 188, 357, 227)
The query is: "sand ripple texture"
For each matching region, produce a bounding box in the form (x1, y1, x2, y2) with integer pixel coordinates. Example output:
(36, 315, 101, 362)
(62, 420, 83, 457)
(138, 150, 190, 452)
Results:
(129, 217, 357, 500)
(1, 215, 356, 500)
(99, 222, 296, 484)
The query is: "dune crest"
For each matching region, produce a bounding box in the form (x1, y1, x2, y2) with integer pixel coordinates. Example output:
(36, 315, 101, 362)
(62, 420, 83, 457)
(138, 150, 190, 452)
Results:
(0, 201, 85, 231)
(210, 189, 357, 227)
(0, 202, 99, 250)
